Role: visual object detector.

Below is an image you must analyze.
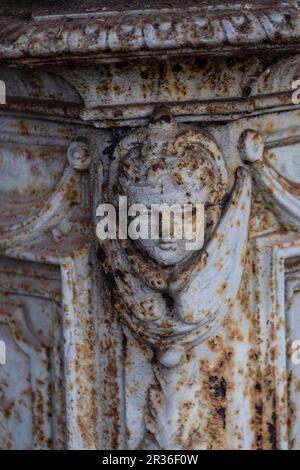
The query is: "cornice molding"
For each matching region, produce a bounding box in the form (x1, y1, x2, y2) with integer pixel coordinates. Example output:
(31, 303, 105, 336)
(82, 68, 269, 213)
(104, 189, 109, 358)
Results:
(2, 54, 300, 127)
(0, 2, 300, 65)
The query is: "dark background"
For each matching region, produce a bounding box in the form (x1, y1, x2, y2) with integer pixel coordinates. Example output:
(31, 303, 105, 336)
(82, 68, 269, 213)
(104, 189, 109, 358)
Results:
(0, 1, 288, 17)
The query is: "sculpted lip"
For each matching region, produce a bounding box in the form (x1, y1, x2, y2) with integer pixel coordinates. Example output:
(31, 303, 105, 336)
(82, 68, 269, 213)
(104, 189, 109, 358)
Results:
(157, 241, 177, 251)
(159, 245, 177, 251)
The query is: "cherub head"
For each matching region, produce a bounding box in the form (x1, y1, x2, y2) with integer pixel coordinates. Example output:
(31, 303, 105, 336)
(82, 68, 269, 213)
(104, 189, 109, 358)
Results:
(110, 109, 229, 266)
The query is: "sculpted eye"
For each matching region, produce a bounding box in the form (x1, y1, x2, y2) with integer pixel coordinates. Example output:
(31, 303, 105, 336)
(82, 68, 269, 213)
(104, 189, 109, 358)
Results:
(265, 142, 300, 186)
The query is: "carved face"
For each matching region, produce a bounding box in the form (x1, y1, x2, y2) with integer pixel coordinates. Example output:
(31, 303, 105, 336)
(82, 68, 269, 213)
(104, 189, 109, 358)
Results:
(116, 127, 229, 266)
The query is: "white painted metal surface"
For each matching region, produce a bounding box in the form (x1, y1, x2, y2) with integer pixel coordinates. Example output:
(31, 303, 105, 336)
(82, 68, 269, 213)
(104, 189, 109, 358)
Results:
(1, 1, 300, 450)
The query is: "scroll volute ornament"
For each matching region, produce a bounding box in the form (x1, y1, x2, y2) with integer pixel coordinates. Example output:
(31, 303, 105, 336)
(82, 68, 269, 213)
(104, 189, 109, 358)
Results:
(99, 108, 251, 367)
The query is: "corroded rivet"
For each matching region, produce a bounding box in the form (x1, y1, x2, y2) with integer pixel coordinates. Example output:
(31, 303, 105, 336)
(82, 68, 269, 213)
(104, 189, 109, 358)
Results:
(239, 129, 264, 163)
(67, 139, 90, 170)
(158, 345, 186, 368)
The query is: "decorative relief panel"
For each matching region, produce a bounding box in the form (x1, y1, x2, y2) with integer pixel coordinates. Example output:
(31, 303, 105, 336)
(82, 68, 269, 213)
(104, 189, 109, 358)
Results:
(0, 77, 99, 449)
(0, 258, 64, 449)
(2, 18, 300, 449)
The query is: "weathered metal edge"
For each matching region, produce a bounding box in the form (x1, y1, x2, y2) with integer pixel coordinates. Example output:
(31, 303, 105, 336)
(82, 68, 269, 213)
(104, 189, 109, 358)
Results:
(0, 2, 300, 64)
